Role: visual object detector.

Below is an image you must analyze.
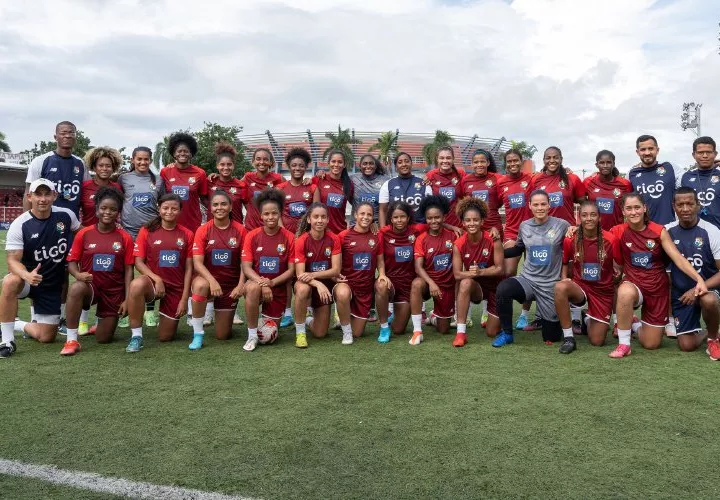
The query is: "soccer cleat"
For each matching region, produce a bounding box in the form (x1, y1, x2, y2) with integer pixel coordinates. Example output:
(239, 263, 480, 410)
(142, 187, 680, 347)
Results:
(450, 316, 457, 328)
(544, 340, 553, 346)
(118, 316, 130, 328)
(387, 313, 394, 325)
(60, 340, 81, 356)
(186, 316, 193, 327)
(332, 309, 341, 330)
(78, 321, 90, 336)
(467, 317, 474, 328)
(125, 336, 143, 353)
(409, 331, 424, 345)
(367, 309, 378, 323)
(481, 311, 489, 328)
(0, 341, 17, 358)
(232, 313, 244, 325)
(706, 338, 720, 361)
(280, 314, 294, 328)
(378, 326, 391, 343)
(144, 310, 158, 327)
(421, 311, 427, 324)
(515, 315, 529, 330)
(243, 337, 258, 352)
(608, 344, 632, 358)
(203, 312, 214, 327)
(571, 320, 583, 336)
(88, 324, 97, 335)
(524, 319, 542, 331)
(341, 331, 354, 345)
(665, 321, 677, 337)
(559, 337, 576, 354)
(188, 334, 204, 351)
(452, 332, 467, 347)
(424, 311, 435, 326)
(295, 333, 308, 348)
(57, 320, 67, 336)
(492, 331, 514, 347)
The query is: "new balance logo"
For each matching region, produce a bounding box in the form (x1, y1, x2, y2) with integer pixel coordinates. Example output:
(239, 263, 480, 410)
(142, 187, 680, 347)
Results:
(30, 233, 39, 239)
(88, 243, 97, 248)
(154, 240, 162, 245)
(49, 168, 58, 172)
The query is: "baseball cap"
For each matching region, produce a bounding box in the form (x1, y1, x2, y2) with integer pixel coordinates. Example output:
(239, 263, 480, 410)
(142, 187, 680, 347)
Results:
(29, 178, 57, 193)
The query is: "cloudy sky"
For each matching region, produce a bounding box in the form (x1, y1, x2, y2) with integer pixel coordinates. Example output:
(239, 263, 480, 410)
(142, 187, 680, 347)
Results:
(0, 0, 717, 172)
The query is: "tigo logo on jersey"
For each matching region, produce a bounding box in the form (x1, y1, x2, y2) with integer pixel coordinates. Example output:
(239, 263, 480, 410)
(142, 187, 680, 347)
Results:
(596, 198, 614, 214)
(630, 252, 652, 269)
(687, 253, 703, 269)
(528, 245, 551, 266)
(326, 193, 344, 208)
(439, 186, 456, 202)
(132, 193, 152, 208)
(159, 250, 180, 267)
(309, 261, 328, 272)
(288, 202, 307, 217)
(432, 253, 451, 271)
(353, 252, 372, 271)
(581, 263, 600, 281)
(211, 249, 231, 266)
(394, 246, 413, 263)
(172, 185, 190, 200)
(472, 190, 489, 201)
(92, 254, 115, 272)
(637, 181, 664, 199)
(259, 256, 280, 274)
(34, 238, 68, 264)
(549, 192, 563, 208)
(508, 193, 525, 208)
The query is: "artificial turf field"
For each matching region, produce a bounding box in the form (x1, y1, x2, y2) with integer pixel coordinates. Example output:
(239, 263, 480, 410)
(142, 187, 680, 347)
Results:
(1, 230, 720, 499)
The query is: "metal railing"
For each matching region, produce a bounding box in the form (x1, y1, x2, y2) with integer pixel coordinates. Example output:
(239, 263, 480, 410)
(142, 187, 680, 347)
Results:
(0, 206, 23, 224)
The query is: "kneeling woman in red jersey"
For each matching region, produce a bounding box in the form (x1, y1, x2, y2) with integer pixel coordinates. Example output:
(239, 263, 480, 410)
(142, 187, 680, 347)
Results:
(452, 198, 504, 347)
(126, 193, 195, 352)
(375, 201, 427, 342)
(292, 203, 341, 347)
(409, 195, 457, 345)
(62, 187, 134, 355)
(188, 190, 248, 350)
(334, 202, 384, 344)
(608, 193, 708, 358)
(554, 200, 618, 354)
(241, 189, 296, 352)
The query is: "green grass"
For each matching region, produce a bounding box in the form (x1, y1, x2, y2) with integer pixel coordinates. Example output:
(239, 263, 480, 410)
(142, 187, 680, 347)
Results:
(2, 230, 720, 499)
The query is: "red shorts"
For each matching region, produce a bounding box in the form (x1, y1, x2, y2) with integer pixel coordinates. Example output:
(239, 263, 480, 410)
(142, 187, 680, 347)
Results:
(503, 229, 519, 245)
(471, 279, 497, 317)
(90, 284, 125, 318)
(146, 277, 184, 320)
(338, 285, 373, 319)
(426, 285, 455, 319)
(574, 280, 613, 324)
(388, 278, 412, 304)
(261, 285, 287, 320)
(310, 279, 335, 309)
(625, 280, 670, 328)
(214, 282, 240, 311)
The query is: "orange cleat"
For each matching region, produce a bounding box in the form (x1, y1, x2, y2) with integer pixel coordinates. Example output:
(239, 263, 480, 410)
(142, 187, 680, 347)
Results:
(452, 333, 467, 347)
(608, 344, 631, 358)
(60, 340, 81, 356)
(409, 331, 424, 345)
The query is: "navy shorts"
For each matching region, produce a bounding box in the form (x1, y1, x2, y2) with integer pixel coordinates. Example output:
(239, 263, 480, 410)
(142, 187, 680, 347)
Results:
(671, 288, 720, 335)
(20, 281, 62, 316)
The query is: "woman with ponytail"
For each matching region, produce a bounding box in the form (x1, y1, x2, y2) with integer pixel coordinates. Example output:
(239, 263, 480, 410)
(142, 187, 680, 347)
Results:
(313, 149, 354, 234)
(208, 142, 245, 223)
(424, 146, 464, 234)
(583, 150, 633, 230)
(459, 149, 502, 236)
(240, 148, 284, 230)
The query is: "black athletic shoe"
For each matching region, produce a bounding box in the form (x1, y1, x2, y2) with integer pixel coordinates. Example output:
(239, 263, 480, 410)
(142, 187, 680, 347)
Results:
(0, 341, 17, 359)
(572, 319, 583, 336)
(559, 337, 576, 354)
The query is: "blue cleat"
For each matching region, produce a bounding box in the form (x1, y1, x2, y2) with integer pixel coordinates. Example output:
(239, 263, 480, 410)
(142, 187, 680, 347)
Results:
(378, 326, 391, 343)
(280, 314, 294, 328)
(125, 336, 143, 353)
(188, 333, 204, 351)
(515, 315, 529, 330)
(387, 313, 394, 325)
(492, 331, 514, 348)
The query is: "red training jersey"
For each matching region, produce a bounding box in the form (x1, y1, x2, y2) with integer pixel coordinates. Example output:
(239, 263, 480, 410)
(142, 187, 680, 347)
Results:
(454, 231, 501, 289)
(610, 222, 669, 290)
(530, 171, 586, 225)
(497, 172, 533, 242)
(192, 219, 247, 286)
(414, 227, 456, 288)
(241, 227, 295, 279)
(459, 172, 502, 232)
(67, 225, 134, 297)
(277, 180, 317, 234)
(426, 168, 464, 227)
(583, 174, 633, 231)
(337, 227, 380, 292)
(80, 180, 122, 227)
(562, 231, 616, 290)
(241, 171, 284, 231)
(134, 224, 195, 289)
(378, 223, 427, 290)
(315, 175, 351, 234)
(160, 165, 208, 233)
(293, 230, 341, 273)
(207, 176, 245, 224)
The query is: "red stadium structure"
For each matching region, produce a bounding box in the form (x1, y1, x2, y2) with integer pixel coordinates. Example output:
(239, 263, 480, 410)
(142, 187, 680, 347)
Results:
(0, 153, 28, 227)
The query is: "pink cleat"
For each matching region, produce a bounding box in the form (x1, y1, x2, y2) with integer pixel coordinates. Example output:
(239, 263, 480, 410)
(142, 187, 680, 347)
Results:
(608, 344, 631, 358)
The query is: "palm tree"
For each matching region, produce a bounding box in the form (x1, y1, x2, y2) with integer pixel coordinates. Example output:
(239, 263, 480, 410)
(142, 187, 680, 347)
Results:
(368, 130, 399, 167)
(323, 125, 362, 166)
(422, 129, 453, 167)
(0, 131, 10, 153)
(509, 140, 536, 159)
(154, 136, 170, 169)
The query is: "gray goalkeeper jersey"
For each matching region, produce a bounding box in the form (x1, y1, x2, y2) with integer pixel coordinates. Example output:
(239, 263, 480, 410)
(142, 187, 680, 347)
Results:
(516, 216, 570, 289)
(118, 170, 162, 239)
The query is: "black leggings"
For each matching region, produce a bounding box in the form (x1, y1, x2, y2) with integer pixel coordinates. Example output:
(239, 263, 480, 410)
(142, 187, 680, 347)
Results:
(496, 278, 562, 342)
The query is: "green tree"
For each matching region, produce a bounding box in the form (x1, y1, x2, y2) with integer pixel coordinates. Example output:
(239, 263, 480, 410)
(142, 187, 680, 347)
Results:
(509, 140, 536, 159)
(0, 131, 10, 153)
(368, 130, 399, 167)
(422, 129, 453, 167)
(323, 125, 362, 165)
(19, 130, 93, 163)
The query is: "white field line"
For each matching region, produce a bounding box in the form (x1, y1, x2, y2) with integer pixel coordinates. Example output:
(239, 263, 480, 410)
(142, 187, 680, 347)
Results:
(0, 458, 258, 500)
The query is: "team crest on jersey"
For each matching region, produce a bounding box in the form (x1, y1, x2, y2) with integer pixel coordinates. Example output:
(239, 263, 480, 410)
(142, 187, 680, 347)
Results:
(646, 239, 655, 249)
(547, 229, 556, 238)
(324, 247, 332, 257)
(445, 240, 453, 249)
(228, 237, 237, 248)
(368, 239, 376, 248)
(230, 187, 237, 194)
(486, 180, 493, 187)
(112, 241, 122, 252)
(277, 243, 286, 254)
(55, 222, 65, 233)
(674, 240, 680, 244)
(712, 176, 720, 184)
(74, 166, 80, 175)
(451, 178, 458, 185)
(176, 238, 185, 248)
(408, 234, 416, 243)
(520, 181, 528, 188)
(482, 248, 489, 256)
(414, 183, 421, 189)
(303, 191, 311, 200)
(657, 167, 665, 176)
(613, 188, 621, 197)
(267, 181, 274, 187)
(559, 181, 566, 189)
(189, 177, 196, 185)
(694, 237, 704, 248)
(150, 184, 156, 191)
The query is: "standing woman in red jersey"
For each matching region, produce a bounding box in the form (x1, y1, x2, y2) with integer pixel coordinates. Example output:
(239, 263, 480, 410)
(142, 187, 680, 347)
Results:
(459, 149, 503, 237)
(497, 149, 533, 276)
(159, 132, 208, 233)
(314, 149, 354, 234)
(583, 150, 633, 231)
(608, 193, 707, 358)
(425, 146, 464, 235)
(80, 147, 123, 227)
(241, 148, 284, 231)
(452, 198, 504, 347)
(334, 202, 384, 344)
(207, 142, 245, 223)
(241, 189, 296, 352)
(530, 146, 586, 225)
(125, 193, 194, 352)
(375, 201, 428, 343)
(188, 190, 248, 351)
(62, 187, 134, 356)
(292, 203, 341, 348)
(277, 147, 316, 234)
(554, 200, 619, 354)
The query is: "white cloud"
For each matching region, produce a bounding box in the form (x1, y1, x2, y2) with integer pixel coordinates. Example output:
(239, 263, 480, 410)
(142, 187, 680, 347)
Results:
(0, 0, 717, 172)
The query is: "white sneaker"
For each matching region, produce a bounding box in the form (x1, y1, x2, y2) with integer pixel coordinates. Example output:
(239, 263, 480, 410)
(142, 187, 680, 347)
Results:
(203, 311, 214, 326)
(409, 331, 424, 345)
(186, 316, 193, 327)
(243, 336, 258, 352)
(665, 322, 677, 337)
(424, 311, 435, 325)
(233, 313, 244, 325)
(341, 331, 354, 345)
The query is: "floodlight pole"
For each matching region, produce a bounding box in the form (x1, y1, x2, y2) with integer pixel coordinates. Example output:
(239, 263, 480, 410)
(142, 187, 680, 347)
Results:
(680, 102, 702, 137)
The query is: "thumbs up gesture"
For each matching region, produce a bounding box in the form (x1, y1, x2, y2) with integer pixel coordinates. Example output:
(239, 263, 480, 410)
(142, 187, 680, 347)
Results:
(26, 264, 43, 286)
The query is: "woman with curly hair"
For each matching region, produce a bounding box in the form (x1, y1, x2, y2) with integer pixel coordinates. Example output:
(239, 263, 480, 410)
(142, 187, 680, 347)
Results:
(80, 147, 123, 227)
(207, 142, 245, 223)
(277, 147, 316, 234)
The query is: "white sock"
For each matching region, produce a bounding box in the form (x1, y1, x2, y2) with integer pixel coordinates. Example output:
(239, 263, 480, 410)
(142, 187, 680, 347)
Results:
(60, 303, 66, 320)
(457, 323, 466, 334)
(205, 301, 215, 316)
(618, 329, 631, 346)
(131, 327, 143, 338)
(284, 307, 292, 317)
(411, 314, 423, 331)
(611, 313, 617, 326)
(631, 320, 643, 334)
(187, 297, 193, 318)
(380, 322, 389, 329)
(570, 307, 581, 322)
(520, 309, 529, 319)
(584, 314, 591, 326)
(1, 322, 14, 343)
(340, 323, 352, 336)
(295, 323, 306, 335)
(191, 317, 204, 335)
(562, 327, 573, 338)
(306, 306, 313, 316)
(248, 328, 258, 340)
(80, 309, 89, 323)
(480, 300, 488, 315)
(421, 302, 426, 313)
(14, 320, 28, 333)
(388, 303, 394, 314)
(66, 328, 78, 342)
(30, 305, 36, 322)
(305, 316, 314, 327)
